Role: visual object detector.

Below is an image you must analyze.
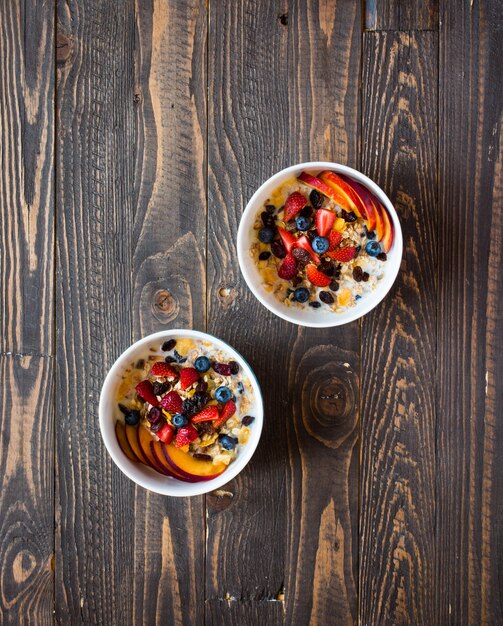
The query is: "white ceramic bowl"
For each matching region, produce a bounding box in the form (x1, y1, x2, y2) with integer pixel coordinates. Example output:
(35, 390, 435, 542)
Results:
(99, 329, 263, 496)
(237, 162, 403, 327)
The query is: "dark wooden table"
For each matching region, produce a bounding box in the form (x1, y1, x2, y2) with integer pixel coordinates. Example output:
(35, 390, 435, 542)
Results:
(1, 1, 502, 624)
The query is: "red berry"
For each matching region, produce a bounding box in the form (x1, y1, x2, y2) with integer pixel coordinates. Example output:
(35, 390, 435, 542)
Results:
(329, 230, 342, 250)
(191, 406, 219, 423)
(278, 253, 297, 280)
(295, 235, 321, 264)
(159, 390, 183, 414)
(327, 246, 356, 262)
(283, 192, 308, 221)
(306, 264, 332, 287)
(157, 422, 174, 444)
(179, 367, 200, 390)
(174, 424, 199, 448)
(135, 380, 159, 406)
(277, 227, 296, 253)
(315, 208, 336, 237)
(213, 400, 236, 428)
(150, 361, 178, 379)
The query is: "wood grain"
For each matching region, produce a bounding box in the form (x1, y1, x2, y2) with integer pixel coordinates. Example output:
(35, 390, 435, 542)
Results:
(360, 31, 438, 625)
(436, 1, 503, 624)
(0, 1, 55, 624)
(364, 0, 438, 30)
(56, 0, 206, 624)
(207, 1, 361, 624)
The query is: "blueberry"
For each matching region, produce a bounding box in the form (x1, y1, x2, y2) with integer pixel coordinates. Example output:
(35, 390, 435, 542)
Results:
(195, 356, 211, 373)
(365, 226, 376, 239)
(258, 227, 275, 243)
(218, 434, 237, 450)
(295, 215, 311, 231)
(355, 295, 362, 300)
(365, 241, 381, 257)
(312, 236, 329, 254)
(124, 410, 140, 426)
(293, 287, 310, 303)
(172, 413, 188, 428)
(215, 386, 233, 403)
(309, 189, 323, 209)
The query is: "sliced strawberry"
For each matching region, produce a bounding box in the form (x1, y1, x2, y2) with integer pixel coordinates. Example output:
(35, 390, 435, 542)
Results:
(179, 367, 200, 390)
(213, 400, 236, 429)
(278, 253, 297, 280)
(306, 264, 332, 287)
(150, 361, 178, 379)
(191, 405, 219, 423)
(329, 230, 342, 250)
(157, 422, 174, 444)
(174, 424, 199, 448)
(135, 380, 159, 407)
(315, 208, 336, 237)
(283, 192, 308, 221)
(160, 390, 183, 414)
(295, 235, 321, 264)
(277, 226, 296, 253)
(327, 246, 357, 262)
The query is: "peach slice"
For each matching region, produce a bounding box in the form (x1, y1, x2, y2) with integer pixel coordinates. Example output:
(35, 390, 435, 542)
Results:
(125, 423, 149, 465)
(371, 198, 385, 241)
(161, 444, 227, 481)
(150, 441, 198, 482)
(318, 171, 363, 216)
(137, 425, 171, 475)
(378, 201, 394, 252)
(115, 421, 139, 463)
(337, 174, 378, 231)
(297, 171, 354, 212)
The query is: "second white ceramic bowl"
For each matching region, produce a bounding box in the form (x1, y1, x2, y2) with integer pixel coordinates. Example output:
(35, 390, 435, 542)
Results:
(99, 330, 263, 496)
(237, 162, 403, 327)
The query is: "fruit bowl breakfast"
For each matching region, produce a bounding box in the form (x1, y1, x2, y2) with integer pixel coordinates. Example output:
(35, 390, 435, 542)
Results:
(237, 162, 402, 327)
(99, 330, 263, 496)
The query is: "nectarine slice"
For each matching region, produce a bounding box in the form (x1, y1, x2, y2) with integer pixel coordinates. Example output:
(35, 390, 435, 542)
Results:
(319, 171, 362, 216)
(137, 425, 171, 474)
(115, 421, 138, 463)
(338, 174, 378, 230)
(297, 172, 354, 212)
(150, 441, 198, 482)
(162, 444, 227, 480)
(378, 202, 394, 252)
(125, 423, 149, 465)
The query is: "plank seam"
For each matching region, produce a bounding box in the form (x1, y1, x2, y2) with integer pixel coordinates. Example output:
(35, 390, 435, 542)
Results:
(0, 351, 54, 359)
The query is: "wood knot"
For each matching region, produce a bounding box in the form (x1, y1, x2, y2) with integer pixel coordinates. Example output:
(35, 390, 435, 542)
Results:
(56, 33, 71, 64)
(278, 12, 288, 26)
(152, 289, 178, 323)
(207, 488, 234, 512)
(217, 285, 238, 309)
(133, 92, 142, 104)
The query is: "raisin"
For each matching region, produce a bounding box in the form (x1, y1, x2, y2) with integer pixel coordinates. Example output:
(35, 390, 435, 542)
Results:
(291, 276, 302, 287)
(377, 252, 387, 261)
(148, 407, 161, 424)
(195, 380, 208, 393)
(341, 209, 357, 222)
(213, 362, 232, 376)
(271, 240, 287, 259)
(319, 291, 334, 304)
(229, 361, 240, 375)
(259, 251, 271, 260)
(329, 280, 340, 292)
(261, 211, 275, 227)
(242, 415, 255, 426)
(153, 381, 170, 396)
(198, 421, 214, 435)
(150, 420, 163, 433)
(292, 247, 310, 264)
(318, 262, 334, 276)
(307, 230, 316, 240)
(118, 403, 129, 415)
(193, 453, 212, 462)
(300, 206, 313, 218)
(309, 189, 323, 209)
(354, 245, 361, 257)
(309, 301, 321, 308)
(135, 359, 145, 369)
(162, 339, 176, 352)
(265, 204, 276, 213)
(173, 350, 187, 364)
(164, 355, 176, 364)
(362, 272, 370, 282)
(352, 266, 363, 282)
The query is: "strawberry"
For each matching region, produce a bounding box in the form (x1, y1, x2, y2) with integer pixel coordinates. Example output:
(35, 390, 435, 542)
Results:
(295, 235, 321, 264)
(179, 367, 200, 390)
(157, 422, 174, 444)
(160, 390, 183, 414)
(327, 246, 357, 262)
(329, 230, 342, 250)
(135, 380, 159, 406)
(306, 264, 332, 287)
(150, 361, 178, 379)
(278, 253, 297, 280)
(191, 405, 219, 423)
(283, 192, 308, 221)
(315, 208, 336, 237)
(277, 227, 296, 253)
(174, 424, 199, 448)
(213, 399, 236, 428)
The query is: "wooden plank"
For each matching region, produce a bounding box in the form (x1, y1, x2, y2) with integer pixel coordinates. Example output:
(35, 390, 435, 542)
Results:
(0, 1, 55, 624)
(0, 356, 54, 626)
(360, 31, 438, 625)
(207, 1, 361, 625)
(55, 0, 207, 624)
(437, 1, 503, 624)
(364, 0, 438, 31)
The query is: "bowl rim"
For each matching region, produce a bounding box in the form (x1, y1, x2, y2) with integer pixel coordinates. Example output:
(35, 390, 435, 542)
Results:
(237, 161, 403, 327)
(99, 329, 264, 496)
